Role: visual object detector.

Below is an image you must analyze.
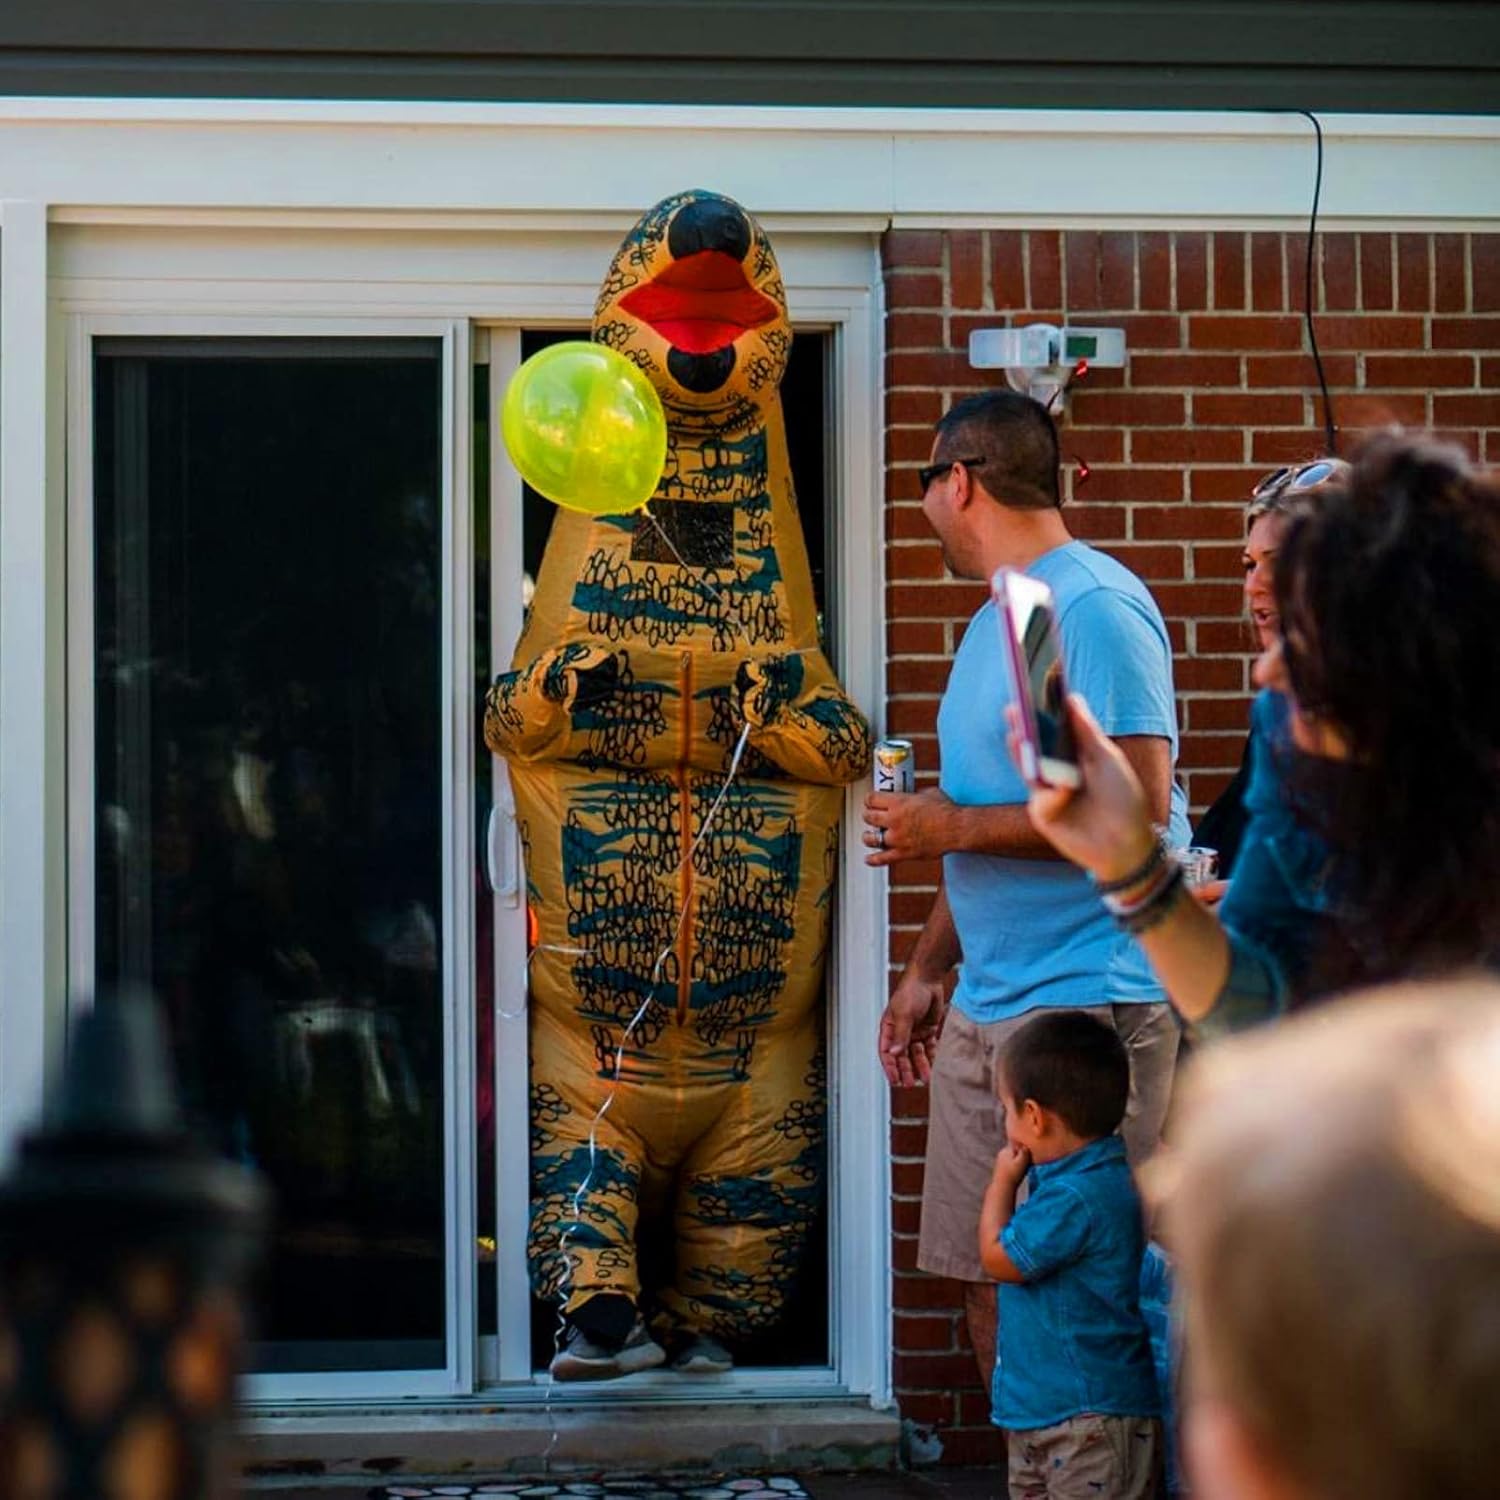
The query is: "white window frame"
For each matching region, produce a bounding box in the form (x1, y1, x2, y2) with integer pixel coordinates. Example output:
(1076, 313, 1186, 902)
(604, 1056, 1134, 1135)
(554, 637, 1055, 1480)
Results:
(22, 220, 888, 1408)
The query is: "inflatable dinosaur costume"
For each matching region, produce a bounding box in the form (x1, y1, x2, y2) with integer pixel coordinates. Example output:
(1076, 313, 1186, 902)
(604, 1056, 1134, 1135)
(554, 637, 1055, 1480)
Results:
(484, 190, 871, 1375)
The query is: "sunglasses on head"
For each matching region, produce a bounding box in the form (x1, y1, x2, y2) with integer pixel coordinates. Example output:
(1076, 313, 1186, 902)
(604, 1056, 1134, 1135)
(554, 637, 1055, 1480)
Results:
(918, 455, 986, 495)
(1251, 458, 1350, 499)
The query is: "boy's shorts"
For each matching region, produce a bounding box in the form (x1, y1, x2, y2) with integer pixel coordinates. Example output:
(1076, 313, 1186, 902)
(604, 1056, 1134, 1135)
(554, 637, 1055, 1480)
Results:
(1008, 1413, 1163, 1500)
(916, 1002, 1178, 1283)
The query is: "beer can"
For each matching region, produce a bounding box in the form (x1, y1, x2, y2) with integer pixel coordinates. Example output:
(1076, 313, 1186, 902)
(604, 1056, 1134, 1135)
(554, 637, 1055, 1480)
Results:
(873, 737, 916, 795)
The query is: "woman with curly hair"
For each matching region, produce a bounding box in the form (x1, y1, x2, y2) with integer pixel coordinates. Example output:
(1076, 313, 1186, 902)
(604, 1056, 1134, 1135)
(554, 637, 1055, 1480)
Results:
(1020, 431, 1500, 1031)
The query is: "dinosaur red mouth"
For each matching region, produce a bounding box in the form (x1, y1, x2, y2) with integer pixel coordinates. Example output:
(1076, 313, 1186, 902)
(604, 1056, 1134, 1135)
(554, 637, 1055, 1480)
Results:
(619, 250, 780, 355)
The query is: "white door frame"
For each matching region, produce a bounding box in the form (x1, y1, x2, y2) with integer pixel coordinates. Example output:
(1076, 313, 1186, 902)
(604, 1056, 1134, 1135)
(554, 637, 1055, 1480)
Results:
(62, 308, 477, 1402)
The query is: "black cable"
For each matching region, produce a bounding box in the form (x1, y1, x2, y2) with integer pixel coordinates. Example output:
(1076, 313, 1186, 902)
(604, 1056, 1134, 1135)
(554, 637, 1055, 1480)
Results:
(1298, 108, 1338, 456)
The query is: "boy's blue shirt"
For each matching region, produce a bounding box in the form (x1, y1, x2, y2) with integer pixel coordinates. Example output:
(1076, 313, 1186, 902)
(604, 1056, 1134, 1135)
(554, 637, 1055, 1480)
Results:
(993, 1134, 1161, 1431)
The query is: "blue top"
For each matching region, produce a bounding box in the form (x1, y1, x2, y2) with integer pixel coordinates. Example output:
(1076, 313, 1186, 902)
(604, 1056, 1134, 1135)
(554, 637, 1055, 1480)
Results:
(940, 540, 1191, 1024)
(1201, 690, 1337, 1035)
(993, 1135, 1161, 1431)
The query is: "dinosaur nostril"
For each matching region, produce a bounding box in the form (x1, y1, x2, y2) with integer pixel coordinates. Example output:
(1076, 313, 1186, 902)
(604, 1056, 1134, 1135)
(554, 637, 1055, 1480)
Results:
(667, 196, 752, 263)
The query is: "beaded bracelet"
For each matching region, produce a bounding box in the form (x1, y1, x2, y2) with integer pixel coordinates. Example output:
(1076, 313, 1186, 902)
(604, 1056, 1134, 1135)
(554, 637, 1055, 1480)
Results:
(1100, 853, 1179, 918)
(1093, 830, 1168, 895)
(1117, 862, 1186, 935)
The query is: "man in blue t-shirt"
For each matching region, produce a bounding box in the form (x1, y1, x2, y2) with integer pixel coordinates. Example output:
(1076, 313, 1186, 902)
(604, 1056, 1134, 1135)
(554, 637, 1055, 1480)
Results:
(863, 390, 1187, 1384)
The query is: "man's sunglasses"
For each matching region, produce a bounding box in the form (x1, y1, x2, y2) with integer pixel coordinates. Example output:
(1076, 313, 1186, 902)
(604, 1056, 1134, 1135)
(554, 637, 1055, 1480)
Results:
(1251, 458, 1350, 498)
(918, 455, 986, 495)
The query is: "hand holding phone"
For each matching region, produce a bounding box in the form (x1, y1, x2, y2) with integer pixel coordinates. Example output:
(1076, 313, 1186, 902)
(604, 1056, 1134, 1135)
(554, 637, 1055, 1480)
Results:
(992, 567, 1082, 789)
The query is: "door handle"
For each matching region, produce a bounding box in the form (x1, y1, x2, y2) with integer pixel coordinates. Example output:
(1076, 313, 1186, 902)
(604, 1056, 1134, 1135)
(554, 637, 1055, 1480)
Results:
(487, 774, 520, 907)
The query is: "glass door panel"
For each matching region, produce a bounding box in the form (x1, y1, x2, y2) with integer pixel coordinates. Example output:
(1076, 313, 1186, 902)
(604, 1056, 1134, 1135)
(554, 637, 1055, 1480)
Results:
(92, 337, 448, 1376)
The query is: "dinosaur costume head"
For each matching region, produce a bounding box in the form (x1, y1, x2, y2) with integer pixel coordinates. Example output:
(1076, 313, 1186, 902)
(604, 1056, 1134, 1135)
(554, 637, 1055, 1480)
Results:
(593, 190, 791, 427)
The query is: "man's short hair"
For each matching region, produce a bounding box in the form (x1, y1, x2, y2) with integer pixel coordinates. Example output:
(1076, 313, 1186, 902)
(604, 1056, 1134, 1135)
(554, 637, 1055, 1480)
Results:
(1165, 979, 1500, 1500)
(999, 1010, 1129, 1139)
(935, 389, 1061, 509)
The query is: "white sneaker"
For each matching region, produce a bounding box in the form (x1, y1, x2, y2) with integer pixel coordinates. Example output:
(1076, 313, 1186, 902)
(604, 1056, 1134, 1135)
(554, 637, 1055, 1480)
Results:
(549, 1318, 665, 1381)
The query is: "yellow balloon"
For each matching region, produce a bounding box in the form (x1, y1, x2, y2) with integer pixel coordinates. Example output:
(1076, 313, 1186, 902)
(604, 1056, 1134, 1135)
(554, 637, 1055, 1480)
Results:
(501, 341, 667, 515)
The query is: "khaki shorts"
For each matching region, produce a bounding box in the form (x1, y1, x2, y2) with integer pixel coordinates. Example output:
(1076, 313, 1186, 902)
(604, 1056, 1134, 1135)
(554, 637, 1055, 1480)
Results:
(916, 1002, 1179, 1283)
(1008, 1413, 1163, 1500)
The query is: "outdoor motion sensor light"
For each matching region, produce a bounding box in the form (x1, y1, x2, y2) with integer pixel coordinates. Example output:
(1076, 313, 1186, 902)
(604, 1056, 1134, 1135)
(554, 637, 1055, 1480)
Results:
(968, 323, 1127, 413)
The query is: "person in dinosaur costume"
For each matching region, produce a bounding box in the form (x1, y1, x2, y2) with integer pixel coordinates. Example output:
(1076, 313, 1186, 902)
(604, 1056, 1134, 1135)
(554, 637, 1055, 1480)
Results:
(484, 189, 872, 1379)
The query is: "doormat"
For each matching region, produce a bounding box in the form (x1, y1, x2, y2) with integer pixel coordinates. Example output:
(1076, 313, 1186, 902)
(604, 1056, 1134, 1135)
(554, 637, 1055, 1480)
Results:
(376, 1481, 810, 1498)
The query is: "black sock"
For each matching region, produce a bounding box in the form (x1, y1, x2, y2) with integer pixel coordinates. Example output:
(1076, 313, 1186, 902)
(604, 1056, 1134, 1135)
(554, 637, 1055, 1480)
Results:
(568, 1292, 637, 1347)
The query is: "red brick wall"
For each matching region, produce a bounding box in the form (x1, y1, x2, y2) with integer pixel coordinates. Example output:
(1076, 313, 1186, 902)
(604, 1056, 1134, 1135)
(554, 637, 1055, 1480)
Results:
(882, 226, 1499, 1464)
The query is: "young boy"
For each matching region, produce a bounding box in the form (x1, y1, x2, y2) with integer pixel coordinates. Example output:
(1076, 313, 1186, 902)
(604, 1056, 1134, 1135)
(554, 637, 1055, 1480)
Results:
(1165, 977, 1500, 1500)
(979, 1009, 1162, 1499)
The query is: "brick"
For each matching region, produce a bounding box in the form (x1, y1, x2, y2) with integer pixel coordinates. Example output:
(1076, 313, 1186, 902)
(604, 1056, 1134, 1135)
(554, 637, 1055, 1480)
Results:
(1285, 233, 1311, 311)
(1434, 393, 1500, 425)
(1321, 234, 1357, 311)
(991, 230, 1026, 309)
(1309, 315, 1426, 349)
(1029, 231, 1062, 307)
(1060, 428, 1125, 463)
(1188, 315, 1303, 350)
(1111, 313, 1182, 350)
(1072, 466, 1184, 503)
(1483, 357, 1500, 387)
(887, 270, 945, 308)
(1100, 230, 1135, 308)
(1339, 393, 1429, 430)
(893, 1314, 955, 1352)
(1177, 732, 1254, 769)
(1213, 232, 1246, 311)
(1063, 503, 1128, 540)
(1193, 392, 1305, 426)
(949, 231, 985, 310)
(896, 1390, 957, 1426)
(1187, 770, 1238, 809)
(1134, 429, 1244, 464)
(1250, 232, 1283, 311)
(883, 229, 943, 269)
(1360, 233, 1394, 311)
(1069, 391, 1185, 425)
(1396, 233, 1431, 310)
(1066, 230, 1102, 310)
(896, 1351, 986, 1390)
(1196, 619, 1258, 653)
(958, 1390, 998, 1427)
(1096, 543, 1185, 580)
(886, 546, 947, 581)
(886, 311, 944, 349)
(1134, 503, 1246, 540)
(886, 350, 978, 386)
(1165, 618, 1187, 653)
(1129, 352, 1240, 388)
(887, 388, 944, 423)
(1139, 231, 1172, 309)
(887, 503, 936, 541)
(1432, 428, 1482, 459)
(886, 701, 939, 738)
(1190, 466, 1269, 502)
(1365, 354, 1476, 389)
(890, 891, 936, 928)
(889, 656, 953, 693)
(1175, 657, 1248, 692)
(1431, 317, 1500, 350)
(1150, 581, 1247, 618)
(892, 1273, 959, 1309)
(888, 581, 986, 618)
(890, 1197, 923, 1236)
(1176, 233, 1208, 310)
(1251, 429, 1341, 463)
(1188, 696, 1254, 731)
(888, 620, 947, 654)
(890, 1120, 929, 1157)
(1192, 541, 1250, 579)
(891, 1161, 925, 1196)
(887, 426, 939, 462)
(1246, 353, 1357, 387)
(1475, 237, 1500, 312)
(1435, 233, 1467, 312)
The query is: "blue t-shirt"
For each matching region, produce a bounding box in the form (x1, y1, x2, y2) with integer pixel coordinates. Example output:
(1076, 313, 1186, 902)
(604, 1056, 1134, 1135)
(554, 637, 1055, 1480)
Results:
(993, 1135, 1160, 1431)
(940, 540, 1190, 1024)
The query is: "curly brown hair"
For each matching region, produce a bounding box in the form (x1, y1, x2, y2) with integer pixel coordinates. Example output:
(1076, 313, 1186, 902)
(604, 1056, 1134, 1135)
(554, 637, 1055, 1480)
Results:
(1273, 431, 1500, 989)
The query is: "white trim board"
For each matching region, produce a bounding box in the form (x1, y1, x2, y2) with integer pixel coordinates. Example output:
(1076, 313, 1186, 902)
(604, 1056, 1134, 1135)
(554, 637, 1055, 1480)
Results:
(0, 102, 1496, 228)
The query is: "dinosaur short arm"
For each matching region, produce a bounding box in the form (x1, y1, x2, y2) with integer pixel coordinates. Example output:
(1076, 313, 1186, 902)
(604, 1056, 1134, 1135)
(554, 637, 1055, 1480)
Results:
(735, 654, 873, 787)
(483, 645, 619, 764)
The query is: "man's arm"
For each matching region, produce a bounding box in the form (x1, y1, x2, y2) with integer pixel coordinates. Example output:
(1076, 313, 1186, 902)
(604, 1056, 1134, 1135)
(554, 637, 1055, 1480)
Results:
(879, 882, 959, 1087)
(863, 734, 1172, 866)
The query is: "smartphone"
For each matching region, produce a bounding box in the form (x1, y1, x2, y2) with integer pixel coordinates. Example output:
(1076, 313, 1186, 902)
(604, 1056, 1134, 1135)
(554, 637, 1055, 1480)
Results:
(991, 566, 1082, 789)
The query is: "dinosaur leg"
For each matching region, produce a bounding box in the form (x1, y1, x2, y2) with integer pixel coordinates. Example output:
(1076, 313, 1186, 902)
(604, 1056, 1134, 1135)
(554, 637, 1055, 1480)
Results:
(655, 1016, 825, 1347)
